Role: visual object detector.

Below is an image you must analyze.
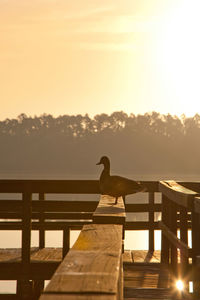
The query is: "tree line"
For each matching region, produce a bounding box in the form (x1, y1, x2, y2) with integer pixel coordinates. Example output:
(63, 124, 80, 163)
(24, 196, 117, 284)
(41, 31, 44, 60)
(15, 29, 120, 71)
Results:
(0, 112, 200, 177)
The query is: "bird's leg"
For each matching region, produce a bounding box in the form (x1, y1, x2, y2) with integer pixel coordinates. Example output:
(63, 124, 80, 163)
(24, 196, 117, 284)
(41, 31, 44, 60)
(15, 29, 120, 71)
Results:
(115, 197, 118, 204)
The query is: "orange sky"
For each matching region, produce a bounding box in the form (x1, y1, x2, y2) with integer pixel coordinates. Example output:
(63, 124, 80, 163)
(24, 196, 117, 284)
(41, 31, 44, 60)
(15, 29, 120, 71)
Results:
(1, 0, 200, 120)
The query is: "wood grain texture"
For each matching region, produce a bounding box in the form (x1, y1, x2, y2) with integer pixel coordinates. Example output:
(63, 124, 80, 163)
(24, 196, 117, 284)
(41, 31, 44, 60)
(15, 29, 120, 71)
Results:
(40, 294, 116, 300)
(159, 180, 198, 208)
(42, 223, 122, 299)
(72, 224, 122, 252)
(93, 195, 126, 225)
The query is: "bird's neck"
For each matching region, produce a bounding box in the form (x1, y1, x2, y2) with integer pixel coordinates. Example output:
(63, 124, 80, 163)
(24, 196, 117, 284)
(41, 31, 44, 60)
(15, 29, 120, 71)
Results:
(100, 162, 110, 179)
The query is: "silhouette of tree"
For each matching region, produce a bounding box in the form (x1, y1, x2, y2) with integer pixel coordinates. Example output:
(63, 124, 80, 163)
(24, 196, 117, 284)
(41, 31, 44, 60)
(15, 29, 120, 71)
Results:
(0, 111, 200, 176)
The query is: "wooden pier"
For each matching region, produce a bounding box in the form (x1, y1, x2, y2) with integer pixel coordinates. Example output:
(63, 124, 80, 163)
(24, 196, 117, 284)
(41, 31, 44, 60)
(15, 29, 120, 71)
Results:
(0, 179, 200, 299)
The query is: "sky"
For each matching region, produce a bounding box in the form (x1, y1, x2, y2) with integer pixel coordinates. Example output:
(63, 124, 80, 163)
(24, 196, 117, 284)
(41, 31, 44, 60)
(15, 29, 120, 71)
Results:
(1, 0, 200, 120)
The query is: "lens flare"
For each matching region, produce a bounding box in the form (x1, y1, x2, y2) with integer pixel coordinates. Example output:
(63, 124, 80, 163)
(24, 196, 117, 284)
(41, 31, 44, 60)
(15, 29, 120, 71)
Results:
(176, 280, 184, 291)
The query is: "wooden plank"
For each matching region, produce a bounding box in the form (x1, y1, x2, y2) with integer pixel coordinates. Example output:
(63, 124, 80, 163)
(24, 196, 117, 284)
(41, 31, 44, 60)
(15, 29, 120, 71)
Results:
(93, 195, 126, 225)
(32, 220, 93, 230)
(123, 250, 133, 263)
(159, 180, 198, 208)
(32, 200, 98, 212)
(62, 228, 70, 258)
(169, 200, 178, 276)
(125, 221, 159, 230)
(125, 203, 161, 212)
(45, 250, 120, 294)
(39, 192, 45, 248)
(22, 192, 32, 276)
(179, 206, 189, 276)
(161, 195, 170, 264)
(0, 179, 158, 193)
(149, 192, 154, 251)
(72, 224, 122, 252)
(41, 224, 122, 299)
(0, 180, 100, 193)
(194, 197, 200, 214)
(131, 250, 161, 264)
(40, 294, 115, 300)
(0, 200, 97, 212)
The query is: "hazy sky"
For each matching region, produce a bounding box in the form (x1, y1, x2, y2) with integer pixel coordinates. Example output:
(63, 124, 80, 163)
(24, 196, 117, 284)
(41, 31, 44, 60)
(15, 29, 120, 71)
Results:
(1, 0, 200, 120)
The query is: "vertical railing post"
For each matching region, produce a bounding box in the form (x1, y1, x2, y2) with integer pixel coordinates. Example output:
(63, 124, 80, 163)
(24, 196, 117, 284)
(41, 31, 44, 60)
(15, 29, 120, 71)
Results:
(17, 191, 32, 299)
(170, 200, 178, 277)
(39, 193, 45, 249)
(32, 193, 46, 300)
(161, 194, 170, 264)
(149, 192, 154, 251)
(62, 227, 70, 258)
(179, 205, 189, 289)
(192, 200, 200, 299)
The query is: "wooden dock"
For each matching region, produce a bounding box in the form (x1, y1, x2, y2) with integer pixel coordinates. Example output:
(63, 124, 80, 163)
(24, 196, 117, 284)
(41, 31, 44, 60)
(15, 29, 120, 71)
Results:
(0, 179, 200, 299)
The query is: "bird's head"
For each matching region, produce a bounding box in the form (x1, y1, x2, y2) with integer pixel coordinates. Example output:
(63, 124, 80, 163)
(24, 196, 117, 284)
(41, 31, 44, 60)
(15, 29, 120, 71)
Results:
(96, 156, 110, 166)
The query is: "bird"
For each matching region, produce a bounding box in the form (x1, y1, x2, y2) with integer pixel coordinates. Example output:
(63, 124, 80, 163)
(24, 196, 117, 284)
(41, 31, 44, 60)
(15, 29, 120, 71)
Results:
(96, 156, 146, 204)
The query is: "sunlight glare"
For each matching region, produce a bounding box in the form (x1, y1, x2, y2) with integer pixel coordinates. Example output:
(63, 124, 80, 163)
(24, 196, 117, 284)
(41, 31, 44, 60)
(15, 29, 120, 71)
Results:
(158, 0, 200, 116)
(176, 280, 184, 291)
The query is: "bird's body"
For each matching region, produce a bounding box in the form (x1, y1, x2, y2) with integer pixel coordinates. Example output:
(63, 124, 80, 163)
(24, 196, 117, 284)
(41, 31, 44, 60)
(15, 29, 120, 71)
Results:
(96, 156, 146, 204)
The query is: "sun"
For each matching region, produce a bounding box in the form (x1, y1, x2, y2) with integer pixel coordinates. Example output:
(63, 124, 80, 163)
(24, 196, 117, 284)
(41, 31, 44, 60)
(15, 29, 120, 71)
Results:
(158, 0, 200, 116)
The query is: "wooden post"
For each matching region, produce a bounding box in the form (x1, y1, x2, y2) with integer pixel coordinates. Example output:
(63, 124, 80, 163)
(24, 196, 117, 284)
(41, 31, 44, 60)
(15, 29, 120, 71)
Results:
(161, 194, 170, 264)
(62, 227, 70, 258)
(192, 200, 200, 299)
(170, 200, 178, 277)
(179, 206, 188, 283)
(39, 192, 45, 249)
(17, 191, 32, 300)
(149, 192, 154, 251)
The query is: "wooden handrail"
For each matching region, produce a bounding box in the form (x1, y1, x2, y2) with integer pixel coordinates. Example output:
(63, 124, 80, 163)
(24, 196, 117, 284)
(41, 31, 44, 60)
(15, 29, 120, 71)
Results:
(159, 180, 198, 208)
(40, 195, 125, 300)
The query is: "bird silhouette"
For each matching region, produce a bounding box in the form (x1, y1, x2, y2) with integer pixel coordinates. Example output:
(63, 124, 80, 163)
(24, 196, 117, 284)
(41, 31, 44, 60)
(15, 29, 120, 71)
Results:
(96, 156, 146, 204)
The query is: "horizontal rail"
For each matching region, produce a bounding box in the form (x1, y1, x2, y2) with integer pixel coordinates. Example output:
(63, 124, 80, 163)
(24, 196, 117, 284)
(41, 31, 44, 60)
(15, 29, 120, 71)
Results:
(0, 180, 159, 193)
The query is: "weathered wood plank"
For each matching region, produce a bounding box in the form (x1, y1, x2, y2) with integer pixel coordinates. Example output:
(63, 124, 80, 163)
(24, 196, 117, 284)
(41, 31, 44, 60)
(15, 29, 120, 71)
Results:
(0, 200, 97, 213)
(22, 192, 32, 276)
(125, 203, 161, 212)
(159, 180, 198, 208)
(148, 192, 155, 251)
(39, 193, 45, 248)
(41, 224, 122, 299)
(123, 250, 133, 263)
(0, 180, 100, 193)
(131, 250, 161, 264)
(194, 197, 200, 214)
(72, 224, 122, 252)
(93, 195, 126, 225)
(45, 250, 120, 294)
(0, 248, 62, 263)
(0, 179, 158, 193)
(40, 294, 115, 300)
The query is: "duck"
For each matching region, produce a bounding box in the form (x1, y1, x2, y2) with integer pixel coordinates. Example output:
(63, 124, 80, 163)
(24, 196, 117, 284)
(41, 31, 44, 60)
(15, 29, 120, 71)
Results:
(96, 156, 146, 204)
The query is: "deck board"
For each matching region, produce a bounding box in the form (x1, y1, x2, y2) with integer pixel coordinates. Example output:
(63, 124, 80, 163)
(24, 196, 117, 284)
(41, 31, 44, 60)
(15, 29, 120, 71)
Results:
(0, 247, 62, 263)
(123, 250, 161, 264)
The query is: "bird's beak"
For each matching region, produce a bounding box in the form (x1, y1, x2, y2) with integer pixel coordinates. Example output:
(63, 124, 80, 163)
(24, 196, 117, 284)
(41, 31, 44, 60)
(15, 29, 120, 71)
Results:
(96, 161, 101, 165)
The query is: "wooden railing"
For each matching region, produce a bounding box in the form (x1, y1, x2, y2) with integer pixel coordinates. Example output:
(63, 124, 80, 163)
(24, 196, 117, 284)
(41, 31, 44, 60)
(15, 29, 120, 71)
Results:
(40, 195, 125, 299)
(2, 179, 200, 298)
(0, 179, 158, 299)
(159, 180, 200, 299)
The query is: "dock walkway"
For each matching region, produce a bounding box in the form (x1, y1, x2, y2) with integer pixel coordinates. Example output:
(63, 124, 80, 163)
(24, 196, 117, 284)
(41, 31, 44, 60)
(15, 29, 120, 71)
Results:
(0, 179, 200, 299)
